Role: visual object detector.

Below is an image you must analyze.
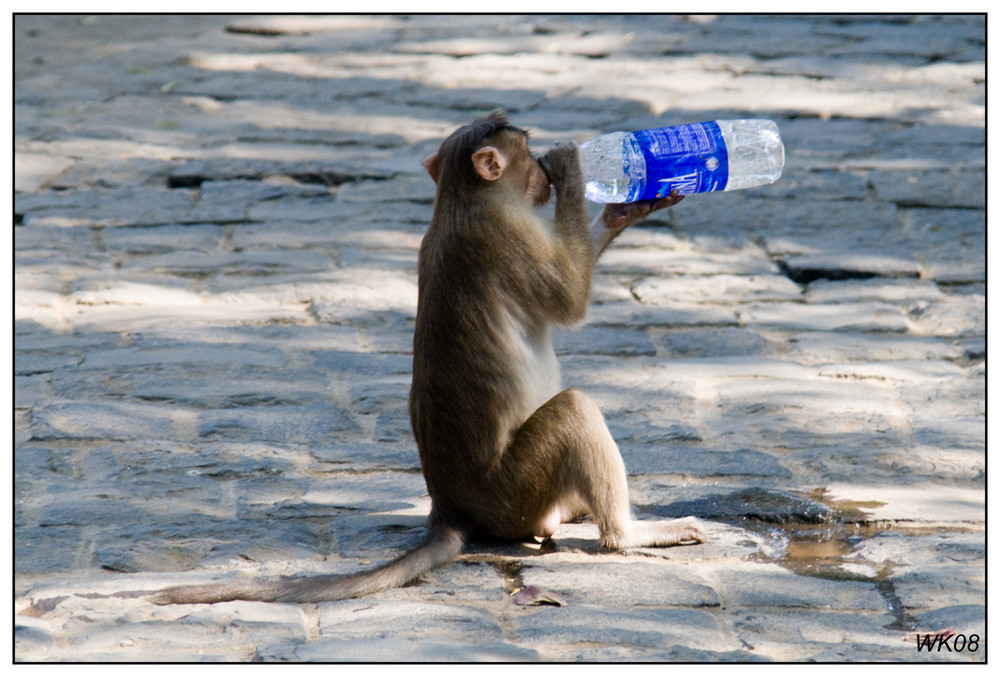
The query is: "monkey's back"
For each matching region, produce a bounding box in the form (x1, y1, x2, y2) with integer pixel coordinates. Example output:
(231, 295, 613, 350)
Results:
(409, 214, 562, 512)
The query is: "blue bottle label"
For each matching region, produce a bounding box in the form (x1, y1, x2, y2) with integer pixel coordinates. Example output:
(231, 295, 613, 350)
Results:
(633, 122, 730, 198)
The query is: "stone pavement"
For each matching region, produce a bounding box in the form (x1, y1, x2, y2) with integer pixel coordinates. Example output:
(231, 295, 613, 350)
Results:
(13, 14, 984, 662)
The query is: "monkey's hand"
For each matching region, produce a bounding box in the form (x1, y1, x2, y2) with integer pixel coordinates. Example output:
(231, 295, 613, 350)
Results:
(538, 143, 582, 190)
(601, 190, 684, 232)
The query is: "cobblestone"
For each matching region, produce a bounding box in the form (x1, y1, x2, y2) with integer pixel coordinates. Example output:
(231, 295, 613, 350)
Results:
(14, 13, 984, 663)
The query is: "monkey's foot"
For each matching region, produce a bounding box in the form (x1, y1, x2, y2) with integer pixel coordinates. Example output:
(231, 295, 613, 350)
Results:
(619, 516, 706, 548)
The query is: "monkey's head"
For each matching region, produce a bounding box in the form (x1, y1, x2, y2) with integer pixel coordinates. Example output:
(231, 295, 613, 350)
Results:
(423, 111, 552, 208)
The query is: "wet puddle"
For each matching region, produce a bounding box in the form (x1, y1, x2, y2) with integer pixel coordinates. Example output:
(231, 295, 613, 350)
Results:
(652, 487, 934, 630)
(755, 490, 887, 577)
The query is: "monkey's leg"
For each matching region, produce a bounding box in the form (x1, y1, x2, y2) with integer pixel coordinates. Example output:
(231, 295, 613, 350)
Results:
(493, 388, 705, 550)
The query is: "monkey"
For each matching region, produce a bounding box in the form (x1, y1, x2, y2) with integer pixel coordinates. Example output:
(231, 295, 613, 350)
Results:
(151, 112, 703, 605)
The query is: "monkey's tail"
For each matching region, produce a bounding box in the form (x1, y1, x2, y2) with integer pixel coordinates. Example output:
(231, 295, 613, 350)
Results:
(149, 522, 466, 605)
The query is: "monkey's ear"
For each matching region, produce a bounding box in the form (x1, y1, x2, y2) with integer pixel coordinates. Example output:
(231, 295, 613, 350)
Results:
(471, 146, 507, 181)
(422, 154, 440, 184)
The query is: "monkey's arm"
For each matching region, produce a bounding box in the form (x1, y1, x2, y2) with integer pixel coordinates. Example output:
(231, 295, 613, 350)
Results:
(539, 144, 592, 253)
(535, 144, 598, 320)
(590, 192, 685, 260)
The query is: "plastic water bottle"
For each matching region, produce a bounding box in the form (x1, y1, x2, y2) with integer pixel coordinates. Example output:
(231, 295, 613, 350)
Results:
(578, 119, 785, 203)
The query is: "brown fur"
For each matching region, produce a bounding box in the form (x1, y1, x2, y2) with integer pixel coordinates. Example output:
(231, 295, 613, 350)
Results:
(151, 112, 701, 606)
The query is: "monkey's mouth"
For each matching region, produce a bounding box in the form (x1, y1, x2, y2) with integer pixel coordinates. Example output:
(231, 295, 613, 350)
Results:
(534, 182, 552, 207)
(532, 158, 553, 207)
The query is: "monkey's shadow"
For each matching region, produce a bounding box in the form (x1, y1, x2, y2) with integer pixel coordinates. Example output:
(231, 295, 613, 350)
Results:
(460, 517, 604, 559)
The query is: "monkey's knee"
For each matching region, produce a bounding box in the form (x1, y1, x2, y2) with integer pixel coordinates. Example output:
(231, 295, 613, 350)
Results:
(550, 388, 603, 423)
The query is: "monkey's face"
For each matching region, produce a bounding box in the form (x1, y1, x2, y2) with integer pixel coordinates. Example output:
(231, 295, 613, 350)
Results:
(503, 131, 551, 208)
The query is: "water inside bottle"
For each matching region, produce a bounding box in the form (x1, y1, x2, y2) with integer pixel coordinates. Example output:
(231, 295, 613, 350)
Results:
(580, 132, 645, 202)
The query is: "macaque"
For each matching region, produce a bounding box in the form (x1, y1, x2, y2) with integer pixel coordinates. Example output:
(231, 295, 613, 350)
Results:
(152, 112, 702, 605)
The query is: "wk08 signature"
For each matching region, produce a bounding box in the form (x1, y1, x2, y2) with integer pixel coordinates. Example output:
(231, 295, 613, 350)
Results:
(912, 632, 980, 653)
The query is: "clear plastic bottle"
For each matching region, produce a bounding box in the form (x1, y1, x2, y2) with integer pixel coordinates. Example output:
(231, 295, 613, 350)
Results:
(578, 119, 785, 203)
